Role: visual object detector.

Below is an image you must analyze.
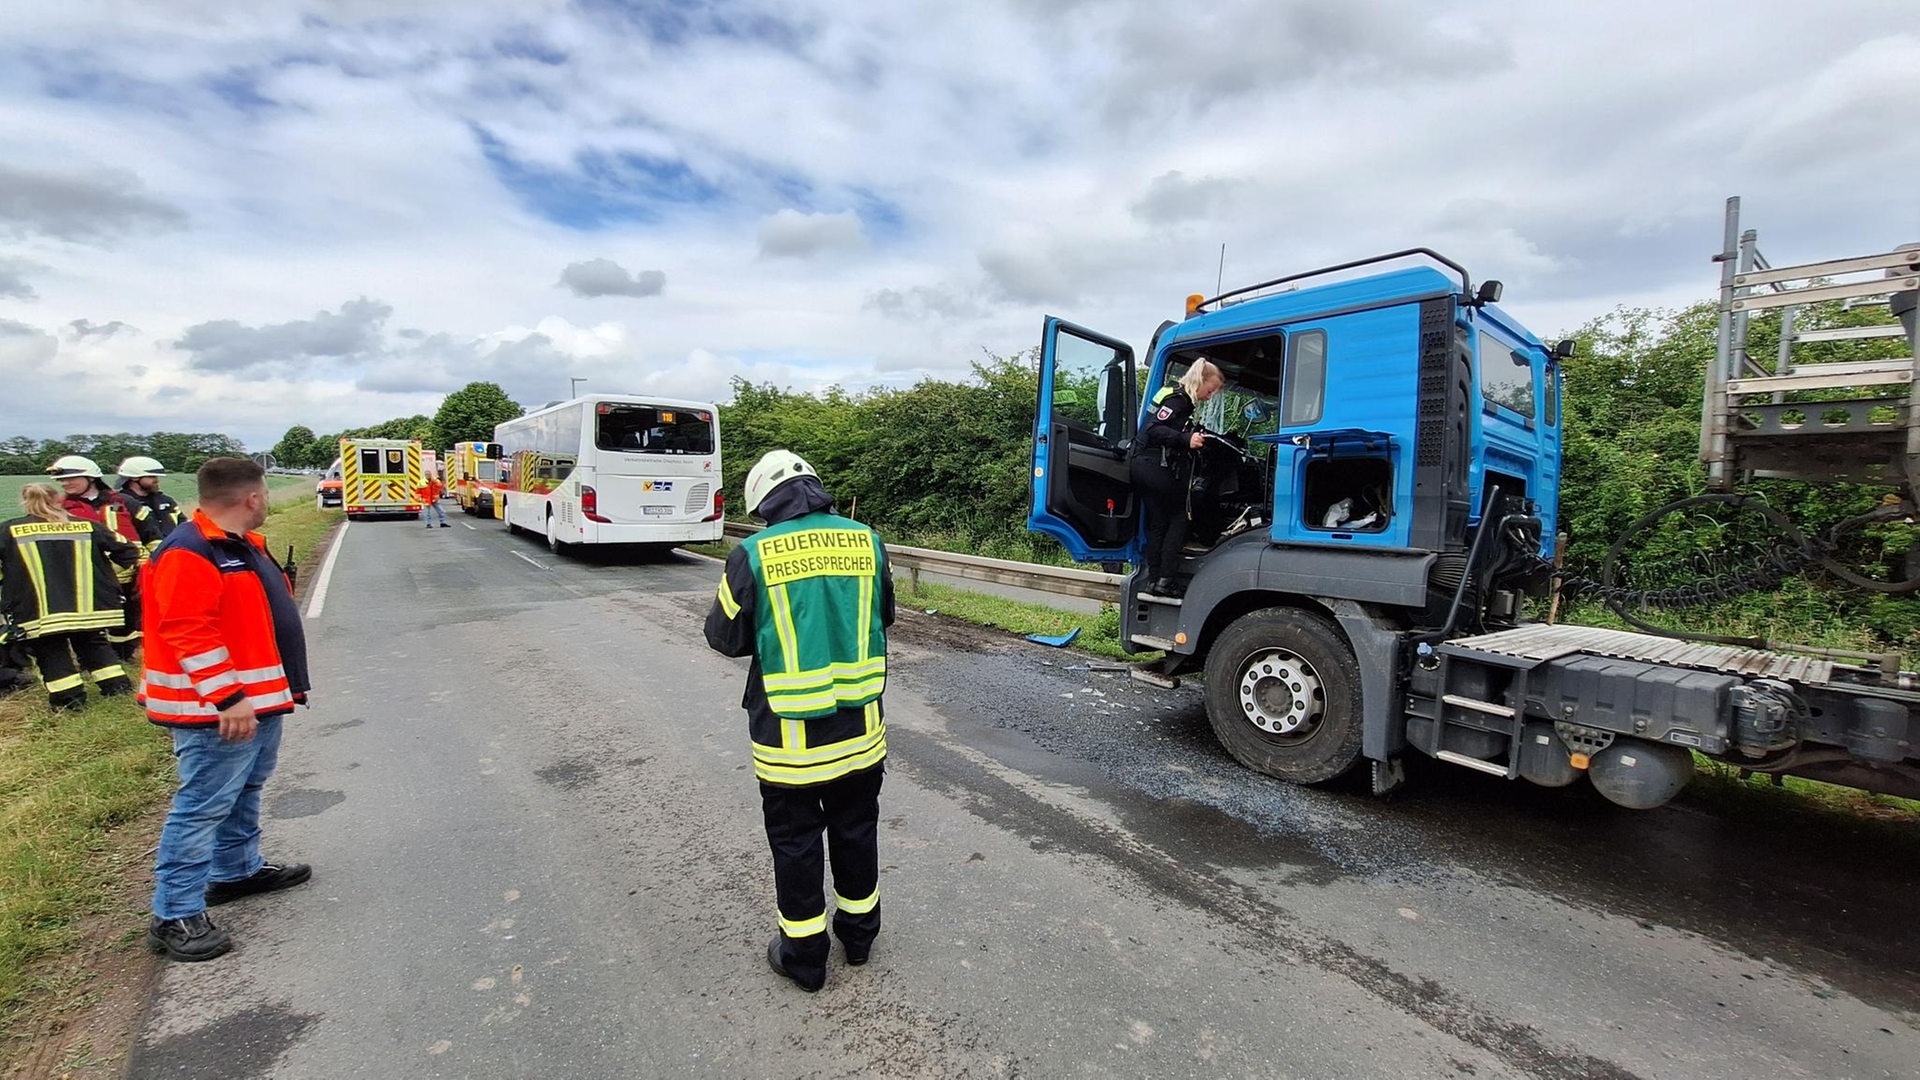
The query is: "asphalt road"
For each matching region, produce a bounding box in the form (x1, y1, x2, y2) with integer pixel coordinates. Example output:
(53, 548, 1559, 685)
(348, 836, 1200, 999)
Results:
(127, 515, 1919, 1079)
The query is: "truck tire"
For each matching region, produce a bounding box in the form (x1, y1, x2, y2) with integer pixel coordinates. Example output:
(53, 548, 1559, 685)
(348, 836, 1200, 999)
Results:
(1202, 607, 1363, 785)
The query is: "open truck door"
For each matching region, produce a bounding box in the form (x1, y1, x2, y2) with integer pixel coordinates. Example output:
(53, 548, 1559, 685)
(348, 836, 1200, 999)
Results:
(1028, 317, 1143, 564)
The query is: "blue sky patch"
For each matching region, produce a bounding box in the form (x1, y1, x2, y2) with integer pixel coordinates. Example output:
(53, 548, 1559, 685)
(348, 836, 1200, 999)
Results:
(473, 125, 724, 229)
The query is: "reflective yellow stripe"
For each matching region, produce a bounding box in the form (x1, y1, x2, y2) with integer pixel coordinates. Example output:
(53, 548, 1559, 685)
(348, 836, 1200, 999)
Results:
(22, 611, 121, 634)
(43, 673, 84, 693)
(90, 664, 126, 681)
(762, 657, 888, 691)
(857, 572, 872, 663)
(865, 700, 881, 735)
(835, 888, 879, 915)
(753, 737, 887, 786)
(765, 674, 886, 715)
(715, 576, 740, 619)
(76, 531, 95, 614)
(21, 542, 51, 624)
(769, 584, 800, 672)
(779, 913, 827, 937)
(752, 725, 885, 766)
(782, 718, 804, 752)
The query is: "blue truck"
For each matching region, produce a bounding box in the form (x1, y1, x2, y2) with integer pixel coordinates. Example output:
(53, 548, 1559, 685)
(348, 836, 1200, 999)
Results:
(1028, 249, 1918, 810)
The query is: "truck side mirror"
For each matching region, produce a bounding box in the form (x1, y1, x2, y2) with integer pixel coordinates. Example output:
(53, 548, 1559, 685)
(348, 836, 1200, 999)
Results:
(485, 443, 504, 460)
(1552, 338, 1577, 360)
(1474, 280, 1503, 306)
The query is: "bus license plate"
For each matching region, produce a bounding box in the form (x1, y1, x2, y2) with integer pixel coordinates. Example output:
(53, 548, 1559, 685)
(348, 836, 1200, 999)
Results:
(642, 505, 673, 516)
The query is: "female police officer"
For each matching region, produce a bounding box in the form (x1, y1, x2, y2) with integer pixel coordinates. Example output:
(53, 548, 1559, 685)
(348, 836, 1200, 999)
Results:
(1129, 359, 1224, 597)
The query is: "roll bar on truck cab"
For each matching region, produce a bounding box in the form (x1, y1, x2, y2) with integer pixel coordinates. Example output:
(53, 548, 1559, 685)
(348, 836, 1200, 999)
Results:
(1028, 250, 1920, 809)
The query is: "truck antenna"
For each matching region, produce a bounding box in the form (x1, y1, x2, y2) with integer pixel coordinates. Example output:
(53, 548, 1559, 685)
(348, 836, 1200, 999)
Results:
(1216, 243, 1226, 297)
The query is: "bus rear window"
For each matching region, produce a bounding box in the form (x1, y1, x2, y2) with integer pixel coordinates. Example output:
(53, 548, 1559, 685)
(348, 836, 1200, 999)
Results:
(596, 404, 715, 454)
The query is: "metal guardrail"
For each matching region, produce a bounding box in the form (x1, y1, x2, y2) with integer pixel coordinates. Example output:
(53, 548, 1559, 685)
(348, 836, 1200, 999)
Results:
(720, 521, 1124, 603)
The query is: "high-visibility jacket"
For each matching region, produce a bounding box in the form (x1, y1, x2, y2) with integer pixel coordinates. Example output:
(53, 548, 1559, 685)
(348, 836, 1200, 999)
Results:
(61, 487, 149, 582)
(117, 482, 186, 550)
(0, 515, 139, 638)
(705, 510, 893, 786)
(141, 510, 310, 727)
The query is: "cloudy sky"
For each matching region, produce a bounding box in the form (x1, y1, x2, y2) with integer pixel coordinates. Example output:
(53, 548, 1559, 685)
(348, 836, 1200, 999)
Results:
(2, 1, 1916, 450)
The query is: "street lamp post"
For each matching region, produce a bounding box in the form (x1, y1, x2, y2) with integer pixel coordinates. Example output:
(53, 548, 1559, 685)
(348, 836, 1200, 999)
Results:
(569, 377, 587, 398)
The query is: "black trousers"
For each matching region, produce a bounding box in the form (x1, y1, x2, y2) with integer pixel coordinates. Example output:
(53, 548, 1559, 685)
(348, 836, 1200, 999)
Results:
(760, 763, 884, 979)
(27, 631, 130, 708)
(106, 582, 141, 659)
(1130, 454, 1190, 582)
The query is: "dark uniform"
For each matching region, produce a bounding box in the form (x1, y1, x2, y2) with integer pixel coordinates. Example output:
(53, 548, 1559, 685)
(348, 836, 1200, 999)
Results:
(118, 480, 186, 549)
(704, 470, 893, 992)
(62, 483, 152, 659)
(1129, 386, 1200, 592)
(0, 514, 139, 708)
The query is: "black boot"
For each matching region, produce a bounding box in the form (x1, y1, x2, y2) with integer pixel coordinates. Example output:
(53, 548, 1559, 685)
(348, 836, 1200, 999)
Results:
(147, 913, 231, 962)
(766, 934, 827, 992)
(206, 861, 313, 906)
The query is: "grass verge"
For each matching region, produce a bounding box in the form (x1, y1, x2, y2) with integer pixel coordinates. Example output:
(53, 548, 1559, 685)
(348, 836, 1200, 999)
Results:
(900, 579, 1135, 660)
(0, 495, 343, 1064)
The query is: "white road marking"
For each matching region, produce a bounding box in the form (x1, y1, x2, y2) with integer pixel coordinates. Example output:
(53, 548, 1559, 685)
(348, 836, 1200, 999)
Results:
(305, 520, 349, 619)
(511, 550, 549, 570)
(463, 522, 476, 530)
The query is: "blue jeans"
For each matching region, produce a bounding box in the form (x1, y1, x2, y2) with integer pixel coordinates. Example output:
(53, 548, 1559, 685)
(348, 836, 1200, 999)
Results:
(151, 716, 284, 919)
(420, 500, 448, 525)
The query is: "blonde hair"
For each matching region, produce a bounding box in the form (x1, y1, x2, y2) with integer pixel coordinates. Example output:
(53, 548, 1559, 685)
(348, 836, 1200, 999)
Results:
(1179, 359, 1224, 400)
(20, 484, 69, 523)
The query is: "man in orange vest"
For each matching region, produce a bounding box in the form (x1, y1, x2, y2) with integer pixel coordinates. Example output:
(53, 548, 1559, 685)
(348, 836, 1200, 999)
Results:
(418, 475, 449, 528)
(143, 457, 312, 962)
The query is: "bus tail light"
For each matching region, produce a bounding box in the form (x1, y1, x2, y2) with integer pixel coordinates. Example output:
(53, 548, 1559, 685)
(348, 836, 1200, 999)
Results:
(580, 485, 611, 523)
(702, 491, 724, 522)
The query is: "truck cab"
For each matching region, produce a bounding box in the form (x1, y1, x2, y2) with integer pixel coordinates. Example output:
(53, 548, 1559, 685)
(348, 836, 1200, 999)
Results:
(1030, 250, 1917, 809)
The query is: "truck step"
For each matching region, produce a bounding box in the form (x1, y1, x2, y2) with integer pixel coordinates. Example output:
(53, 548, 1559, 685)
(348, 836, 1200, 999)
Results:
(1130, 634, 1178, 651)
(1128, 668, 1181, 690)
(1434, 750, 1511, 777)
(1442, 693, 1516, 718)
(1137, 592, 1183, 607)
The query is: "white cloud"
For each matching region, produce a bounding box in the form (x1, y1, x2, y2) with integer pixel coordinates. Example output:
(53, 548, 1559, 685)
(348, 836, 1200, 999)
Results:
(0, 164, 187, 242)
(757, 209, 865, 259)
(557, 257, 667, 298)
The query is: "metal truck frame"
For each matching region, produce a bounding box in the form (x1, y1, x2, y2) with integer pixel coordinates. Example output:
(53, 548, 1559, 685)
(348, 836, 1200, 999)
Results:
(1028, 247, 1919, 809)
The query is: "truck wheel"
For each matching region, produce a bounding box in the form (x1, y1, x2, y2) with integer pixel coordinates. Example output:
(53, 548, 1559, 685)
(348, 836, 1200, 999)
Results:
(1203, 607, 1363, 785)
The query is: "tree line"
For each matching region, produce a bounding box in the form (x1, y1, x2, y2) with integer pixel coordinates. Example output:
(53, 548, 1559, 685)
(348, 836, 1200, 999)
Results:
(0, 432, 247, 476)
(265, 382, 525, 469)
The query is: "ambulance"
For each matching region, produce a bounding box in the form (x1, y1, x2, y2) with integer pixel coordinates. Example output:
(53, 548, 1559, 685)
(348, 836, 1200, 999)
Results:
(338, 437, 425, 519)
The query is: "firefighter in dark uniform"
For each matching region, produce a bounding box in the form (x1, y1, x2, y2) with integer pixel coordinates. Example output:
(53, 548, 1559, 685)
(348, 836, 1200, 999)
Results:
(47, 455, 153, 660)
(1128, 359, 1225, 597)
(116, 456, 187, 548)
(0, 484, 139, 708)
(704, 450, 893, 993)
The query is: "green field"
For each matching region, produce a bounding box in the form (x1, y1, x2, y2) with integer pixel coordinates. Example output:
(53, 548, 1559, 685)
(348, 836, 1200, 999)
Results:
(0, 473, 312, 514)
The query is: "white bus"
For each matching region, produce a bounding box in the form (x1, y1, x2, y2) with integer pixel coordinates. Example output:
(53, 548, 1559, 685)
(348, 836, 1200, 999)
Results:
(494, 394, 724, 554)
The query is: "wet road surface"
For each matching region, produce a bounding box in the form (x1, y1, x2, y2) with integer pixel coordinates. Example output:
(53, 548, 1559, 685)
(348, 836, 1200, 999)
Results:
(128, 516, 1918, 1079)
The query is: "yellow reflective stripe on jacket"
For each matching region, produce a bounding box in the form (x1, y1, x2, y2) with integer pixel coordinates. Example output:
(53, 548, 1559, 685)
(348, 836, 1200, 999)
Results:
(21, 541, 52, 625)
(715, 576, 740, 619)
(761, 657, 887, 691)
(769, 583, 801, 672)
(753, 735, 887, 786)
(20, 610, 121, 635)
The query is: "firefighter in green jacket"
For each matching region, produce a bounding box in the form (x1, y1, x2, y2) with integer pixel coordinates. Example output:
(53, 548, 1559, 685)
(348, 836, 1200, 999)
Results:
(704, 450, 893, 992)
(0, 484, 140, 708)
